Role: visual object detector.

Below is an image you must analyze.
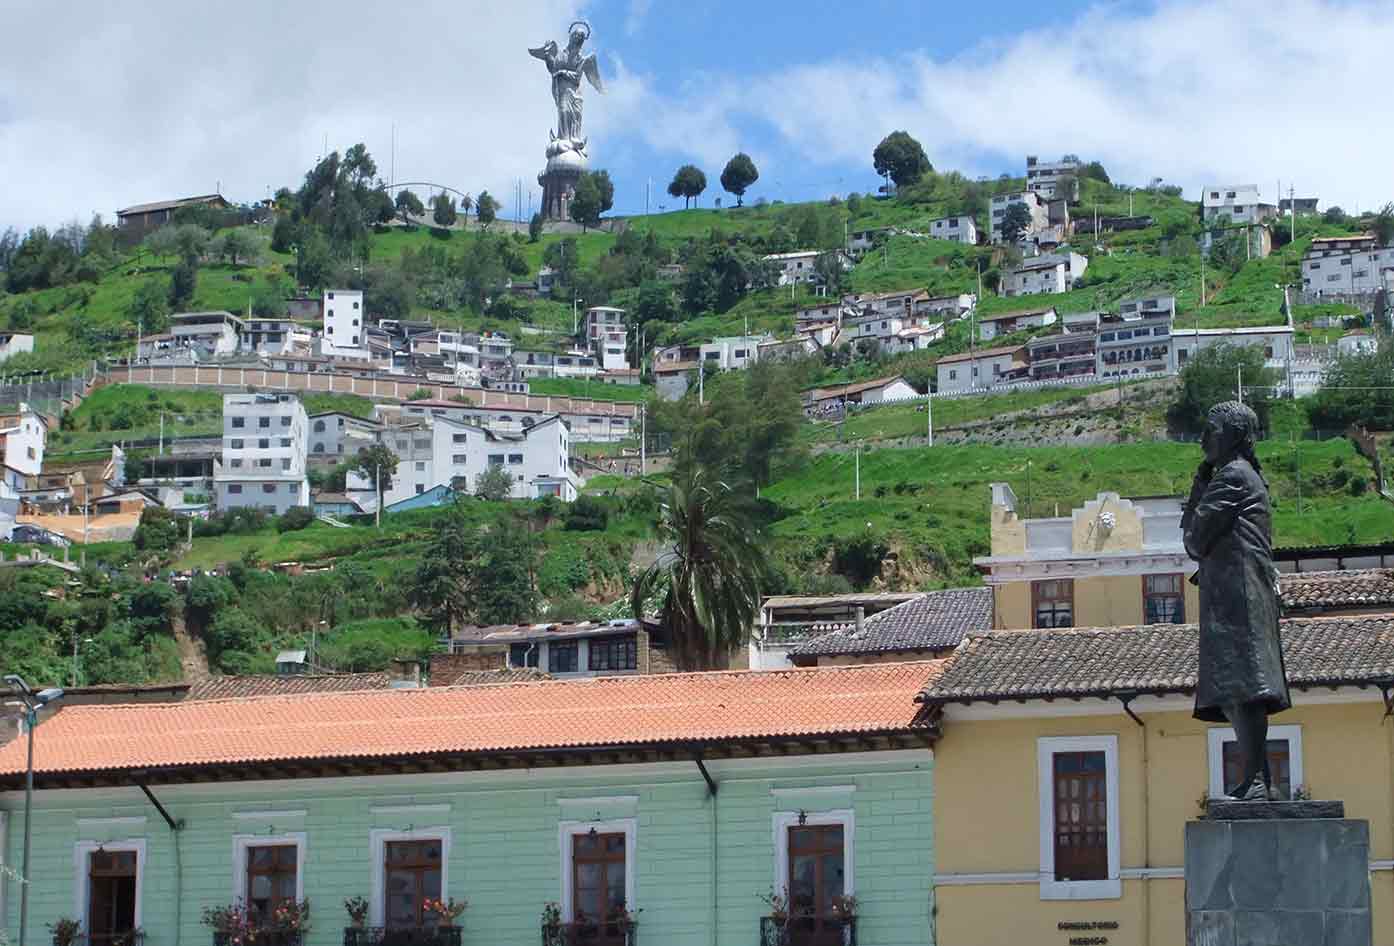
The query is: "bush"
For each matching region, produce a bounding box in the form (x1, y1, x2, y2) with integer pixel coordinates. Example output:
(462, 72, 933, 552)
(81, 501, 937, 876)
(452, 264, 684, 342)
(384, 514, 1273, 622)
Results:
(563, 495, 609, 532)
(132, 506, 181, 553)
(830, 535, 889, 589)
(407, 387, 434, 401)
(1349, 475, 1369, 496)
(277, 506, 316, 532)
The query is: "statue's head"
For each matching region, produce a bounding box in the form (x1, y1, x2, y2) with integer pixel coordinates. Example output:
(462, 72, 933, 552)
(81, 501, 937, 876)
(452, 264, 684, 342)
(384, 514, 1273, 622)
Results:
(1202, 400, 1259, 466)
(568, 20, 591, 49)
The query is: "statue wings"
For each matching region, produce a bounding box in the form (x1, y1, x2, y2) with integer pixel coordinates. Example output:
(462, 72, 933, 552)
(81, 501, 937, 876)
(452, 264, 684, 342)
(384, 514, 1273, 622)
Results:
(528, 41, 559, 67)
(581, 53, 605, 93)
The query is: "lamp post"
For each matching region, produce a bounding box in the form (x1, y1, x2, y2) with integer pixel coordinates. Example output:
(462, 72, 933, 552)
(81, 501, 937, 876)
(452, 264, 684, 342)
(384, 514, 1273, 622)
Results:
(6, 675, 65, 946)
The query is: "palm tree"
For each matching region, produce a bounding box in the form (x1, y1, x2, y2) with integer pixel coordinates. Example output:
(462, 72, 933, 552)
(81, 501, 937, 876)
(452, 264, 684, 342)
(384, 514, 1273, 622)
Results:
(630, 467, 767, 670)
(459, 193, 474, 229)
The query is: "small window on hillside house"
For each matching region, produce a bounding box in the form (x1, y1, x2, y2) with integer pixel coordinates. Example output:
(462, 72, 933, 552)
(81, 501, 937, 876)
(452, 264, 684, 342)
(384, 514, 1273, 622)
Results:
(589, 636, 637, 672)
(549, 641, 579, 673)
(1033, 579, 1074, 628)
(1144, 574, 1185, 624)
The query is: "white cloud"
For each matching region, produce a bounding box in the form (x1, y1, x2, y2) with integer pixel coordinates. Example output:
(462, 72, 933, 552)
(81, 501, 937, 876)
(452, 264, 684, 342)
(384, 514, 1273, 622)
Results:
(624, 0, 650, 37)
(627, 0, 1394, 208)
(0, 0, 592, 229)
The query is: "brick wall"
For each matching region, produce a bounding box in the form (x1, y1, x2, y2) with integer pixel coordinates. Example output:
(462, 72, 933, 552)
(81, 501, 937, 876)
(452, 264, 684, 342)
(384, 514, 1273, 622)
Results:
(428, 649, 507, 684)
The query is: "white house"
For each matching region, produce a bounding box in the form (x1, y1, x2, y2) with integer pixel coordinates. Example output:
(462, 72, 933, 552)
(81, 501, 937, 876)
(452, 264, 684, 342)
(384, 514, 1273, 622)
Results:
(512, 349, 600, 380)
(1025, 155, 1082, 201)
(700, 335, 768, 371)
(1338, 330, 1378, 357)
(241, 318, 297, 355)
(470, 331, 514, 376)
(802, 375, 918, 415)
(847, 288, 922, 318)
(763, 250, 850, 286)
(308, 411, 382, 464)
(1171, 325, 1296, 369)
(170, 311, 243, 358)
(883, 322, 946, 355)
(1000, 251, 1089, 297)
(928, 214, 979, 245)
(1098, 295, 1175, 377)
(320, 289, 369, 361)
(354, 414, 577, 507)
(215, 393, 310, 514)
(0, 403, 46, 484)
(795, 301, 844, 330)
(758, 335, 821, 362)
(916, 293, 977, 320)
(935, 345, 1028, 394)
(1201, 185, 1278, 226)
(976, 306, 1058, 341)
(1302, 244, 1394, 295)
(584, 306, 628, 371)
(847, 227, 892, 254)
(989, 191, 1049, 244)
(0, 333, 35, 364)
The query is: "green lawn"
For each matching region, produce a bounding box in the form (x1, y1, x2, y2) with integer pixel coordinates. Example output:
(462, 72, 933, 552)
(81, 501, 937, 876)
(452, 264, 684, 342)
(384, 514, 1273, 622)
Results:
(528, 377, 652, 402)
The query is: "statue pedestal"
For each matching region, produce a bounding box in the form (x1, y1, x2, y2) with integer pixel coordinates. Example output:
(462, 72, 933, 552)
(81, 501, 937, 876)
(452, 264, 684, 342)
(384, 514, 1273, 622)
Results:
(538, 149, 587, 222)
(1186, 800, 1371, 946)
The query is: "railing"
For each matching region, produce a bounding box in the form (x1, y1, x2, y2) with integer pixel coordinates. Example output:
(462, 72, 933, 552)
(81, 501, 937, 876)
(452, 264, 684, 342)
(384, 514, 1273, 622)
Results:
(85, 932, 146, 946)
(215, 933, 301, 946)
(541, 921, 637, 946)
(759, 916, 856, 946)
(343, 927, 463, 946)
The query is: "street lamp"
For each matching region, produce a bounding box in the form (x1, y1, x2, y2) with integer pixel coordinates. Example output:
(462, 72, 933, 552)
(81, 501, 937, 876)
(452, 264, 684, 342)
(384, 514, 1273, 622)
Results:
(6, 675, 64, 946)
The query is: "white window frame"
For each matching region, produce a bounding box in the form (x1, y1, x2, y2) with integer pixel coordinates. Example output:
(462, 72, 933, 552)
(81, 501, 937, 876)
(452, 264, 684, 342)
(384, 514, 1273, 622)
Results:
(772, 808, 855, 902)
(1206, 724, 1303, 800)
(1036, 735, 1120, 901)
(73, 838, 147, 934)
(557, 818, 637, 923)
(368, 827, 452, 927)
(232, 832, 307, 905)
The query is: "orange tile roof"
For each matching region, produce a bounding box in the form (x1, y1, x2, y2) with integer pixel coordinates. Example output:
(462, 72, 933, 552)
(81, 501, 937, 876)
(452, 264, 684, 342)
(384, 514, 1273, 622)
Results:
(0, 662, 942, 782)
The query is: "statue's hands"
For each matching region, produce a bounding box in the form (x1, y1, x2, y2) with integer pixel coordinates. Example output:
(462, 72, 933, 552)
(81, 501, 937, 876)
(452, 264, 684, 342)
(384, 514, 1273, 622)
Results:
(1196, 461, 1214, 481)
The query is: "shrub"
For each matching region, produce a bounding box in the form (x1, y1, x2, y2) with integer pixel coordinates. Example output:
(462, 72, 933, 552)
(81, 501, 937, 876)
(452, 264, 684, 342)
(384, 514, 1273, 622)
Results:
(562, 494, 609, 532)
(830, 535, 889, 589)
(1349, 475, 1369, 496)
(132, 506, 181, 553)
(277, 506, 316, 532)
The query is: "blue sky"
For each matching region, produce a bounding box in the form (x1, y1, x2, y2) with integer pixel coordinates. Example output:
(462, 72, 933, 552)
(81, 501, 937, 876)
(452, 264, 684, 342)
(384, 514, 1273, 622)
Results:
(2, 0, 1393, 229)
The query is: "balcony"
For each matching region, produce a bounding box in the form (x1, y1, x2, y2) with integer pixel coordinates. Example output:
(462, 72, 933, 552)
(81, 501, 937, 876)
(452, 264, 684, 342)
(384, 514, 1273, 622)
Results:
(215, 934, 301, 946)
(343, 927, 463, 946)
(541, 920, 637, 946)
(759, 916, 856, 946)
(86, 933, 145, 946)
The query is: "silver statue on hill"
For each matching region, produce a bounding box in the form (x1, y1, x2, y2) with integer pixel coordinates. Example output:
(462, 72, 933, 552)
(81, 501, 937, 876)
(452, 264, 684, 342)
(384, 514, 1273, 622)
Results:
(529, 21, 605, 159)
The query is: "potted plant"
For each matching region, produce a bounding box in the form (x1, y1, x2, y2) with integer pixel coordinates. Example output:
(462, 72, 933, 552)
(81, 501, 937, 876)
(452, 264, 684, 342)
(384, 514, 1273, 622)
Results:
(758, 888, 792, 946)
(48, 917, 82, 946)
(829, 894, 858, 920)
(541, 902, 563, 946)
(423, 898, 467, 927)
(270, 899, 311, 944)
(344, 897, 369, 929)
(203, 903, 256, 946)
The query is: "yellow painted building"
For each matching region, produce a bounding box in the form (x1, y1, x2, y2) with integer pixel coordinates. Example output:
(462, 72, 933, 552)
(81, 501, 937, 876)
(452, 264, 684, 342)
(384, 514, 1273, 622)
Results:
(921, 614, 1394, 946)
(976, 484, 1201, 630)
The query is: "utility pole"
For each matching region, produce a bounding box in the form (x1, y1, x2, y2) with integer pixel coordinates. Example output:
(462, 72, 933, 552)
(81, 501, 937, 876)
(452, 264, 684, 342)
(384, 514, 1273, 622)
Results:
(926, 395, 933, 446)
(698, 364, 704, 404)
(640, 402, 646, 476)
(375, 462, 382, 528)
(1237, 364, 1244, 404)
(158, 412, 164, 455)
(1290, 184, 1296, 245)
(854, 442, 861, 500)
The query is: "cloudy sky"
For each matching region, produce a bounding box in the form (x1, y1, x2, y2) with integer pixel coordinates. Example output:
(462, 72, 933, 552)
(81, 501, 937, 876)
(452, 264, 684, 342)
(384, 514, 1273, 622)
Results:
(3, 0, 1393, 230)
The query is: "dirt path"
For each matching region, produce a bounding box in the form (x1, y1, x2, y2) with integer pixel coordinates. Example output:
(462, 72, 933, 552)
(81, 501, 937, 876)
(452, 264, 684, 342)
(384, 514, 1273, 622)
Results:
(170, 606, 211, 681)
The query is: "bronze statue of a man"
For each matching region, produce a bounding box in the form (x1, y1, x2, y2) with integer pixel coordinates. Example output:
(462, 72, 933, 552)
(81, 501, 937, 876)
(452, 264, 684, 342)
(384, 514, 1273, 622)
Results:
(1182, 401, 1290, 801)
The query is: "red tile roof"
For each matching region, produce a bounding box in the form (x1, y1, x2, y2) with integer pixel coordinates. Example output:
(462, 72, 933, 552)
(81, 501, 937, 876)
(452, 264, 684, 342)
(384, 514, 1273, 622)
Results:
(185, 672, 393, 701)
(0, 663, 943, 781)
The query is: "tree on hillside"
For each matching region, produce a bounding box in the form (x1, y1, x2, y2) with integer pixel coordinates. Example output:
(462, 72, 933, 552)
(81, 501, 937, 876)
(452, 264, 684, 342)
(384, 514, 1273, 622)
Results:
(873, 131, 933, 189)
(999, 202, 1033, 244)
(128, 279, 170, 335)
(431, 193, 458, 229)
(395, 189, 424, 225)
(1081, 161, 1110, 184)
(720, 153, 759, 207)
(814, 249, 847, 294)
(476, 191, 498, 228)
(459, 193, 475, 220)
(667, 165, 707, 209)
(1322, 206, 1347, 225)
(528, 212, 545, 243)
(570, 171, 613, 231)
(1309, 346, 1394, 431)
(475, 464, 513, 500)
(209, 228, 260, 266)
(1167, 344, 1277, 434)
(1373, 202, 1394, 247)
(348, 444, 399, 497)
(0, 227, 19, 273)
(629, 467, 767, 670)
(409, 506, 481, 633)
(168, 259, 197, 310)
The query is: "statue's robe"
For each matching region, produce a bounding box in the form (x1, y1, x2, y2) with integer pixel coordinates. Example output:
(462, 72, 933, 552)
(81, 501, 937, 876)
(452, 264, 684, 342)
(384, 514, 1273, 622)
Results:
(1183, 457, 1290, 722)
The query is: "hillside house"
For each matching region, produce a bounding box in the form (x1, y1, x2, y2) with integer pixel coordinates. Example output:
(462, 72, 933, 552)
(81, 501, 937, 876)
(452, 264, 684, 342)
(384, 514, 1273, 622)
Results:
(436, 618, 680, 677)
(927, 214, 978, 244)
(115, 193, 230, 238)
(1025, 154, 1082, 201)
(846, 226, 892, 254)
(989, 191, 1049, 244)
(1026, 312, 1099, 381)
(0, 332, 34, 364)
(700, 334, 768, 371)
(763, 249, 850, 286)
(511, 349, 600, 380)
(320, 289, 369, 361)
(308, 411, 382, 464)
(1000, 251, 1088, 297)
(214, 393, 310, 515)
(169, 311, 243, 358)
(1338, 330, 1378, 356)
(935, 345, 1028, 394)
(976, 305, 1058, 341)
(882, 322, 946, 355)
(848, 287, 922, 318)
(1301, 239, 1394, 294)
(240, 317, 298, 355)
(584, 305, 628, 370)
(751, 591, 923, 668)
(757, 335, 821, 362)
(916, 292, 977, 320)
(1201, 184, 1278, 226)
(795, 301, 844, 330)
(1280, 196, 1320, 214)
(802, 375, 918, 416)
(1098, 295, 1175, 377)
(1170, 324, 1295, 368)
(785, 587, 992, 667)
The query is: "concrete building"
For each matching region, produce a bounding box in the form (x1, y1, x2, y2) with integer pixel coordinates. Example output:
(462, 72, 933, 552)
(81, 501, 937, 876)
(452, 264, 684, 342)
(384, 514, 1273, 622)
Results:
(927, 214, 978, 244)
(916, 293, 977, 320)
(976, 305, 1058, 341)
(0, 332, 34, 364)
(1026, 312, 1099, 381)
(1098, 295, 1175, 377)
(308, 411, 382, 464)
(846, 227, 892, 254)
(240, 317, 306, 356)
(512, 349, 600, 380)
(170, 311, 243, 358)
(700, 335, 768, 371)
(882, 322, 946, 355)
(584, 306, 628, 371)
(1025, 154, 1082, 201)
(757, 335, 821, 363)
(795, 301, 844, 331)
(214, 393, 310, 514)
(1000, 251, 1088, 297)
(935, 345, 1029, 393)
(0, 404, 47, 536)
(320, 289, 368, 361)
(763, 250, 850, 286)
(846, 288, 923, 318)
(802, 375, 918, 415)
(1301, 241, 1394, 295)
(1171, 324, 1295, 369)
(470, 331, 515, 376)
(1339, 330, 1379, 356)
(989, 191, 1050, 244)
(1201, 184, 1278, 226)
(437, 618, 674, 678)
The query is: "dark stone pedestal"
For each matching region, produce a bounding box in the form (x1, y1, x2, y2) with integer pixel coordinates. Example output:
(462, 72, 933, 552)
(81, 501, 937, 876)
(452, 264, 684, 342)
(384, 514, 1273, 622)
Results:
(1186, 802, 1371, 946)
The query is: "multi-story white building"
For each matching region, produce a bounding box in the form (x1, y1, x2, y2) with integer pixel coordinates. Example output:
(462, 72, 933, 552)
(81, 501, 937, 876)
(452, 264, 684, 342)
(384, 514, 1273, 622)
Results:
(1025, 155, 1082, 201)
(795, 301, 844, 330)
(320, 289, 368, 361)
(584, 306, 628, 370)
(354, 414, 577, 507)
(1026, 312, 1099, 381)
(0, 333, 35, 364)
(0, 404, 46, 486)
(916, 293, 977, 320)
(307, 411, 382, 464)
(989, 191, 1049, 244)
(1201, 185, 1278, 226)
(1338, 330, 1378, 357)
(1171, 325, 1296, 369)
(1301, 240, 1394, 295)
(763, 250, 850, 286)
(1097, 295, 1175, 377)
(470, 331, 514, 376)
(215, 393, 310, 514)
(976, 305, 1058, 341)
(240, 317, 298, 355)
(512, 349, 600, 379)
(928, 214, 979, 245)
(170, 311, 244, 358)
(846, 227, 892, 255)
(1000, 251, 1089, 297)
(700, 335, 768, 371)
(935, 345, 1028, 393)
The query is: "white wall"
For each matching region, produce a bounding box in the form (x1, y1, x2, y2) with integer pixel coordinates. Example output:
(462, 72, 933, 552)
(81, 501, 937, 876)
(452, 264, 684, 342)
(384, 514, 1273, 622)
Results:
(928, 215, 978, 244)
(0, 333, 35, 363)
(321, 289, 368, 359)
(1, 408, 45, 478)
(216, 393, 309, 512)
(1302, 247, 1394, 293)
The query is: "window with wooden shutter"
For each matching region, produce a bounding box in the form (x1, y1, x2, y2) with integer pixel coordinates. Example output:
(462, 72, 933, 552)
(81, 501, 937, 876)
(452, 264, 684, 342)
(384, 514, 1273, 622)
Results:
(1052, 750, 1109, 882)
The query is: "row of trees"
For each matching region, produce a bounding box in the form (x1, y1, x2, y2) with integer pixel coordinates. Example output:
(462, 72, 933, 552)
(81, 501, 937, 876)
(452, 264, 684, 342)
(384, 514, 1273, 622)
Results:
(665, 153, 760, 209)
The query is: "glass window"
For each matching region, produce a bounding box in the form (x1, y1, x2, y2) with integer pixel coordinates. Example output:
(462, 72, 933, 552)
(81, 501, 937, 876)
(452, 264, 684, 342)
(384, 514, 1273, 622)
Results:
(588, 636, 637, 672)
(228, 484, 242, 494)
(508, 454, 524, 465)
(259, 417, 270, 428)
(573, 832, 627, 930)
(787, 825, 846, 945)
(232, 417, 245, 428)
(1051, 752, 1108, 882)
(246, 845, 297, 926)
(509, 643, 540, 668)
(231, 439, 244, 449)
(549, 641, 579, 673)
(281, 416, 291, 427)
(262, 484, 276, 494)
(488, 454, 506, 466)
(1033, 579, 1074, 628)
(1144, 574, 1185, 624)
(87, 850, 138, 946)
(384, 840, 442, 928)
(1221, 740, 1292, 799)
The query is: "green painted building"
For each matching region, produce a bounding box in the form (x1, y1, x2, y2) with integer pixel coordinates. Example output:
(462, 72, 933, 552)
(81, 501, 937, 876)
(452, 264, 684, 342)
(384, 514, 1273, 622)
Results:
(0, 663, 938, 946)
